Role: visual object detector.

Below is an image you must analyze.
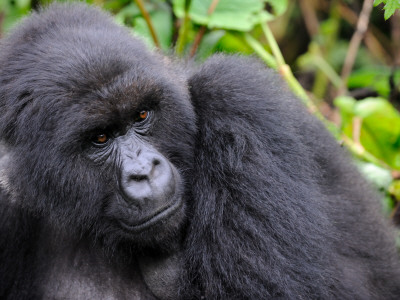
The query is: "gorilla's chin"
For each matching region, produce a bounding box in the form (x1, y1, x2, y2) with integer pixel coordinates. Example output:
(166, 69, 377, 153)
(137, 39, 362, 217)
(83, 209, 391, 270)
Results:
(118, 196, 184, 233)
(103, 197, 187, 252)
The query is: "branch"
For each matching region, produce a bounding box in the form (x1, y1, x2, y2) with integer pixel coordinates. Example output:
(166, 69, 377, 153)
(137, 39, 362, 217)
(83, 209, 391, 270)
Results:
(190, 26, 207, 58)
(338, 0, 374, 96)
(176, 0, 192, 55)
(299, 0, 319, 37)
(244, 34, 277, 69)
(134, 0, 160, 48)
(339, 3, 391, 63)
(260, 20, 386, 167)
(190, 0, 220, 57)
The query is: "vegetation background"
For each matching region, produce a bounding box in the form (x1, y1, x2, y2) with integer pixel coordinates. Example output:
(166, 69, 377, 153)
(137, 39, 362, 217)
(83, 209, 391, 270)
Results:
(1, 0, 400, 235)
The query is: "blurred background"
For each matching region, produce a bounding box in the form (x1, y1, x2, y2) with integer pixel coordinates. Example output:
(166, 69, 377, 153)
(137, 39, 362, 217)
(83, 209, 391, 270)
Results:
(1, 0, 400, 228)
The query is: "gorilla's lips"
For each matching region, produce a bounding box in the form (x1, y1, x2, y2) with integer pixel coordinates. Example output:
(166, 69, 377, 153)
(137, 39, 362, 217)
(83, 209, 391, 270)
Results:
(118, 196, 184, 233)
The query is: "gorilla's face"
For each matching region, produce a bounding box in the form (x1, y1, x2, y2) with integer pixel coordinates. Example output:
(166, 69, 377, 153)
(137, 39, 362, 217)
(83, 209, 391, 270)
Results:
(90, 118, 184, 236)
(0, 19, 196, 250)
(79, 77, 190, 247)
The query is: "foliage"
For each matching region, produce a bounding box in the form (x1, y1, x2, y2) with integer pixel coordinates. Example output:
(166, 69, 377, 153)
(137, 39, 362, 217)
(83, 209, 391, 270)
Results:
(173, 0, 268, 31)
(1, 0, 400, 219)
(335, 96, 400, 169)
(374, 0, 400, 20)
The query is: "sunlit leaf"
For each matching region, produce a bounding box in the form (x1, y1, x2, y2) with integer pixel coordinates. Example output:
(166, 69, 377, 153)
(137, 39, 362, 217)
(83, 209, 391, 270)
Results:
(335, 97, 400, 169)
(356, 98, 400, 169)
(215, 33, 253, 54)
(348, 67, 392, 97)
(357, 161, 392, 190)
(114, 3, 141, 25)
(134, 10, 173, 50)
(333, 96, 356, 137)
(389, 180, 400, 201)
(196, 30, 226, 60)
(15, 0, 30, 10)
(374, 0, 400, 20)
(266, 0, 288, 17)
(173, 0, 273, 31)
(374, 0, 385, 6)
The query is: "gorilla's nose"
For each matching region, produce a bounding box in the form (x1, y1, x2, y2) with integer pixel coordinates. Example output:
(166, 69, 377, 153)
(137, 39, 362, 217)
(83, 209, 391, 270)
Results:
(120, 150, 175, 209)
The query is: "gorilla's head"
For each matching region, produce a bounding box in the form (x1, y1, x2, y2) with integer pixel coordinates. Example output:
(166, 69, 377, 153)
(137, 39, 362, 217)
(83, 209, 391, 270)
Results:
(0, 4, 196, 251)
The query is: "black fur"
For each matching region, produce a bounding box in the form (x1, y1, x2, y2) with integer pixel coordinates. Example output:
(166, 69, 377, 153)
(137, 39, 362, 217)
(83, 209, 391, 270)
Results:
(0, 3, 399, 299)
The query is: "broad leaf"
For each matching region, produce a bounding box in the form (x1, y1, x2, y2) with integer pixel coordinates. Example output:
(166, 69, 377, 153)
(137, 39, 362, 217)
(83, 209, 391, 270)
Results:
(173, 0, 278, 31)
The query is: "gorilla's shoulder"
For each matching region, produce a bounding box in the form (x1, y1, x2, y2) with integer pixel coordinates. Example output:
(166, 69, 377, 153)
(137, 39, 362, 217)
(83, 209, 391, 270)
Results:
(188, 54, 306, 133)
(189, 55, 279, 95)
(189, 55, 297, 108)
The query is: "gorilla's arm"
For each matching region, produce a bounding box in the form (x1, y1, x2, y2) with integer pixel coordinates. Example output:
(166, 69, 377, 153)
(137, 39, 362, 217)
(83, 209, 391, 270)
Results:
(182, 55, 400, 299)
(0, 146, 41, 298)
(0, 190, 41, 299)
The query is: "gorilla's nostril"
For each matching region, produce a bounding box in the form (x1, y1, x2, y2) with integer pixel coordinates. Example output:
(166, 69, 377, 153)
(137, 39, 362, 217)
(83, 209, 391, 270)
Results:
(129, 174, 148, 182)
(153, 158, 161, 166)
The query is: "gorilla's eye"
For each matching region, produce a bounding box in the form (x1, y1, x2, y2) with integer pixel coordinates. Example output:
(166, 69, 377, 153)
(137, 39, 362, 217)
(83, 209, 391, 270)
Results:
(134, 110, 149, 123)
(93, 133, 109, 145)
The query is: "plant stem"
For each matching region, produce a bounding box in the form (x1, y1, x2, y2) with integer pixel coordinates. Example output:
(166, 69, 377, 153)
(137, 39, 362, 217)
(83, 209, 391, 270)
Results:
(261, 22, 285, 67)
(261, 23, 314, 110)
(338, 0, 374, 96)
(313, 56, 342, 88)
(259, 20, 384, 167)
(244, 34, 277, 69)
(134, 0, 160, 48)
(189, 0, 220, 57)
(176, 0, 192, 55)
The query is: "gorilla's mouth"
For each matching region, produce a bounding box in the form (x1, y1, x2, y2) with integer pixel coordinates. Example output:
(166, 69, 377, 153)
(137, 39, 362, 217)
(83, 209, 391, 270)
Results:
(118, 196, 183, 233)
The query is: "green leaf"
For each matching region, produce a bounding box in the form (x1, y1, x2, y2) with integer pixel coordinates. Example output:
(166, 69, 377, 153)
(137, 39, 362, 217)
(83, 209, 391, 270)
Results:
(333, 96, 356, 137)
(114, 3, 141, 25)
(354, 97, 399, 119)
(334, 96, 356, 115)
(172, 0, 185, 18)
(174, 0, 271, 31)
(385, 0, 400, 20)
(196, 30, 226, 60)
(355, 98, 400, 169)
(335, 96, 400, 169)
(374, 0, 385, 6)
(356, 160, 393, 215)
(266, 0, 288, 17)
(215, 33, 253, 54)
(389, 180, 400, 201)
(357, 161, 392, 190)
(374, 0, 400, 20)
(347, 66, 392, 97)
(134, 10, 173, 50)
(381, 195, 395, 216)
(15, 0, 30, 10)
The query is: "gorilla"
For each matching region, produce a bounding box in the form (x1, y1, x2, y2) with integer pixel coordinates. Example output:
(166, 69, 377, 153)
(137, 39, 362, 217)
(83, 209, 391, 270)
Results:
(0, 3, 400, 300)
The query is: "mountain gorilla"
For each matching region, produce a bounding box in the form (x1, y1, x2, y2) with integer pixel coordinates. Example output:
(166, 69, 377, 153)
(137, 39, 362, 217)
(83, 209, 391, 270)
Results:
(0, 3, 400, 300)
